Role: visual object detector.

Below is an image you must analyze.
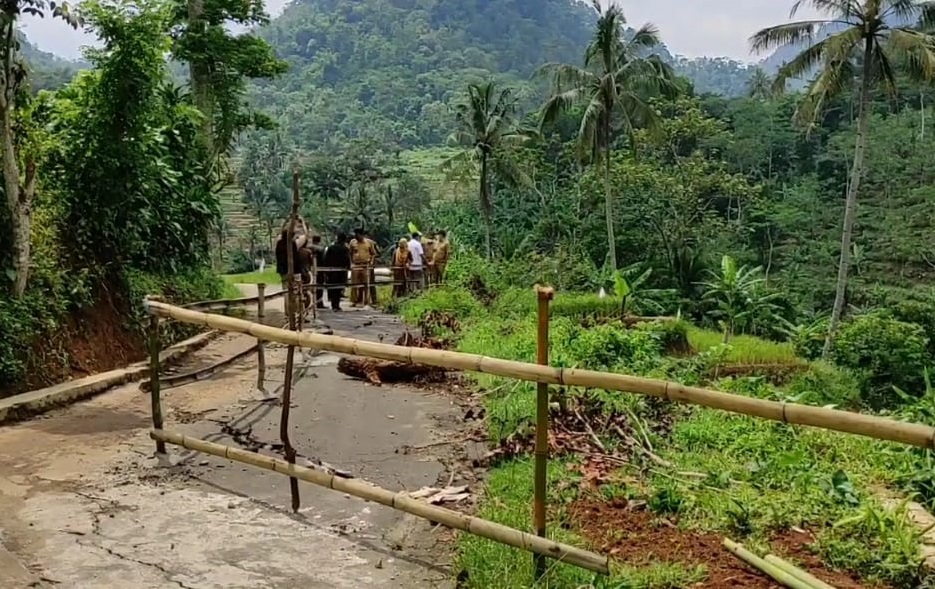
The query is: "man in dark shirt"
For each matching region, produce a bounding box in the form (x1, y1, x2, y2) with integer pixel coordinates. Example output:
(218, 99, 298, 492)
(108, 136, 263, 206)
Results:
(322, 232, 351, 311)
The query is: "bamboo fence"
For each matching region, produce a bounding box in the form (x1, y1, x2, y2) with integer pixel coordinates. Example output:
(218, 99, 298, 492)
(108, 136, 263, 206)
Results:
(149, 428, 610, 574)
(143, 298, 935, 449)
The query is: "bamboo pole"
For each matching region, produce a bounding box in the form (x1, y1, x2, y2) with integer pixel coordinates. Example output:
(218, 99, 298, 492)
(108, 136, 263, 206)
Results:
(764, 554, 837, 589)
(256, 282, 267, 391)
(150, 428, 609, 574)
(141, 300, 935, 450)
(723, 539, 814, 589)
(148, 312, 166, 454)
(533, 285, 554, 580)
(282, 170, 301, 512)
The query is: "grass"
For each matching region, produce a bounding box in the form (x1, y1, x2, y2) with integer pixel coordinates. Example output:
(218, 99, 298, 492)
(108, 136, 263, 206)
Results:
(687, 326, 798, 364)
(398, 284, 933, 589)
(222, 268, 280, 285)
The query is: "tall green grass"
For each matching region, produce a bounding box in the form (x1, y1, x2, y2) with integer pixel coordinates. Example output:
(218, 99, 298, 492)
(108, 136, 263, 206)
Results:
(687, 326, 798, 364)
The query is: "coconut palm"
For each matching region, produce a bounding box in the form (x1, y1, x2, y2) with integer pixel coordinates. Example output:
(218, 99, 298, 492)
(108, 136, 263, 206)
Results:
(751, 0, 935, 357)
(444, 81, 531, 260)
(747, 67, 774, 100)
(539, 0, 676, 271)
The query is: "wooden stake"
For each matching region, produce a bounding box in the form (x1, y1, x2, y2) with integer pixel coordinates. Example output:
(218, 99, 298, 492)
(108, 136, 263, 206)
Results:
(282, 170, 301, 512)
(533, 284, 554, 580)
(150, 428, 610, 574)
(148, 311, 166, 454)
(141, 300, 935, 450)
(256, 282, 267, 391)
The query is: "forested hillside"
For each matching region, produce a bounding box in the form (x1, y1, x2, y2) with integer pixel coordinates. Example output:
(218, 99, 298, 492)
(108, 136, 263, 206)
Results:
(248, 0, 757, 150)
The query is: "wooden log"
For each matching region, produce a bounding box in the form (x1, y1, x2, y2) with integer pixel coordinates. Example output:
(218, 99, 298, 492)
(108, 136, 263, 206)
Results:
(723, 539, 814, 589)
(141, 300, 935, 450)
(337, 357, 445, 385)
(533, 285, 554, 579)
(257, 283, 267, 391)
(150, 428, 610, 574)
(764, 554, 837, 589)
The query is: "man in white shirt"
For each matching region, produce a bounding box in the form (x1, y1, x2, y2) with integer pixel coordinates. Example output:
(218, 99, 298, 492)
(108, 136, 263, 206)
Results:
(407, 232, 425, 292)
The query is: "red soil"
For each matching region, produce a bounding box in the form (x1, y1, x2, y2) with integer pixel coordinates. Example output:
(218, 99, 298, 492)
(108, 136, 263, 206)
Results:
(569, 498, 887, 589)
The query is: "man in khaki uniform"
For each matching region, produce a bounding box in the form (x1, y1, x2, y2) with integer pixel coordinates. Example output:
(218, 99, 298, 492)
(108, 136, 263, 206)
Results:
(348, 229, 371, 306)
(365, 230, 380, 305)
(433, 230, 450, 284)
(422, 235, 436, 287)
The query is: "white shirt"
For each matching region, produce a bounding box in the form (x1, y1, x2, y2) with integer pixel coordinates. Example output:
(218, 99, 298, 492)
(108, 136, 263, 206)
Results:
(408, 238, 424, 269)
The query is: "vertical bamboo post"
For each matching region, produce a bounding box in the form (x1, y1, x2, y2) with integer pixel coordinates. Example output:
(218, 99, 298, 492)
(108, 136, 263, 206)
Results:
(256, 282, 267, 391)
(533, 284, 554, 579)
(149, 312, 166, 454)
(282, 170, 301, 512)
(311, 254, 318, 322)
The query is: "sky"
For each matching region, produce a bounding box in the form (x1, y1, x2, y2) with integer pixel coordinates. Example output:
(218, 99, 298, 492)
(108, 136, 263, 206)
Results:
(19, 0, 820, 63)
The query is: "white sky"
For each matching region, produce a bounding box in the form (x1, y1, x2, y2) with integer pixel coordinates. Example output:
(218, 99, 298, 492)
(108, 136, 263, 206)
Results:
(21, 0, 820, 63)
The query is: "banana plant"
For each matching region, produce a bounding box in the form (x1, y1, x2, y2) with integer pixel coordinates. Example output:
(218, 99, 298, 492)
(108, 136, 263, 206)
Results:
(701, 255, 780, 343)
(612, 263, 673, 317)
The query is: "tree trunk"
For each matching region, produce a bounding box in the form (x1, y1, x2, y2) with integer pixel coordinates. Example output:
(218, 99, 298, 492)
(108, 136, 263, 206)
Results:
(603, 119, 618, 271)
(1, 22, 27, 297)
(480, 153, 492, 261)
(188, 0, 213, 158)
(823, 38, 874, 358)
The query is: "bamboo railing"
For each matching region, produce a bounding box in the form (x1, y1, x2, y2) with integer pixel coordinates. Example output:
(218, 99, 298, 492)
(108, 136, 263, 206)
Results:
(150, 429, 610, 573)
(143, 298, 935, 449)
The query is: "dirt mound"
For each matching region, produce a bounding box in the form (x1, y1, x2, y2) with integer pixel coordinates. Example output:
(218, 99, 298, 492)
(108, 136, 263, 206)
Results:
(570, 499, 881, 589)
(15, 291, 146, 396)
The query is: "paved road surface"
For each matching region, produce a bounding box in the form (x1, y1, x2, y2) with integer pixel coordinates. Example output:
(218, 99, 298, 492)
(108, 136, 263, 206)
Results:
(0, 293, 470, 588)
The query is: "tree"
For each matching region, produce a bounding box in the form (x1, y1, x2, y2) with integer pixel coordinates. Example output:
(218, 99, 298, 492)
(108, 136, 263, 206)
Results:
(539, 0, 676, 271)
(701, 255, 780, 343)
(444, 81, 530, 260)
(751, 0, 935, 357)
(169, 0, 287, 172)
(2, 0, 77, 296)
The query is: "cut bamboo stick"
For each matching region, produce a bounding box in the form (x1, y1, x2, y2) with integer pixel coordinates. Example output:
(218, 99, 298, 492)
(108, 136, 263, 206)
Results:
(150, 428, 610, 574)
(256, 283, 267, 391)
(764, 554, 837, 589)
(141, 300, 935, 450)
(148, 313, 166, 454)
(723, 539, 813, 589)
(533, 285, 554, 580)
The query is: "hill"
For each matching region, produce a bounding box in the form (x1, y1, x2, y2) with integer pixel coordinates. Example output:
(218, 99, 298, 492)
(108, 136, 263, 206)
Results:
(19, 33, 87, 92)
(248, 0, 759, 152)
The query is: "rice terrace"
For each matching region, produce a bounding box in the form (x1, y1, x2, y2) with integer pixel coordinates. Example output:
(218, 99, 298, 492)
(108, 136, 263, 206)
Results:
(4, 0, 935, 588)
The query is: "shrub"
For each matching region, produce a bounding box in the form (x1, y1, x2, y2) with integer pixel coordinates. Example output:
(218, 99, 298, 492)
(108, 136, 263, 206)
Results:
(832, 313, 929, 408)
(398, 286, 483, 325)
(786, 362, 862, 408)
(565, 323, 663, 372)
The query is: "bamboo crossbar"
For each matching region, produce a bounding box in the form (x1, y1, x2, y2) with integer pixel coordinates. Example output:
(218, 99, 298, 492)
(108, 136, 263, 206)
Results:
(142, 299, 935, 449)
(151, 428, 610, 574)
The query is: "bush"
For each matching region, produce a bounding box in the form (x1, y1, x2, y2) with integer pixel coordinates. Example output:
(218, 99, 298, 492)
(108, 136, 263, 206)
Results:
(832, 313, 929, 408)
(398, 286, 483, 325)
(564, 323, 663, 372)
(786, 362, 862, 408)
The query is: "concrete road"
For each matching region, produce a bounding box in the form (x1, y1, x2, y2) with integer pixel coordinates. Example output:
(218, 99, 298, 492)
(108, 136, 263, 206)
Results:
(0, 303, 471, 588)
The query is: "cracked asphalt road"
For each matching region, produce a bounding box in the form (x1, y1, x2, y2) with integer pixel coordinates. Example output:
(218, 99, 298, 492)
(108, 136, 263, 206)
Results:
(0, 296, 470, 588)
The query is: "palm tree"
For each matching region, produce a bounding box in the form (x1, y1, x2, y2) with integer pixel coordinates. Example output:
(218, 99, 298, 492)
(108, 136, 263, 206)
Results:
(539, 0, 676, 271)
(746, 67, 773, 100)
(751, 0, 935, 357)
(444, 81, 530, 260)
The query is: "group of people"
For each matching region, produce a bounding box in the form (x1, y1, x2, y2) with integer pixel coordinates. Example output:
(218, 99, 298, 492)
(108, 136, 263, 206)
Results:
(273, 219, 451, 315)
(391, 230, 450, 298)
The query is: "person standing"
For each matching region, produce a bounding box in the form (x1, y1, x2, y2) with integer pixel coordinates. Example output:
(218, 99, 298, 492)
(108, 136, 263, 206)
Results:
(422, 234, 437, 287)
(407, 231, 425, 292)
(275, 225, 304, 318)
(365, 230, 380, 305)
(391, 238, 411, 298)
(433, 230, 450, 284)
(309, 234, 326, 309)
(322, 232, 350, 311)
(348, 229, 370, 306)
